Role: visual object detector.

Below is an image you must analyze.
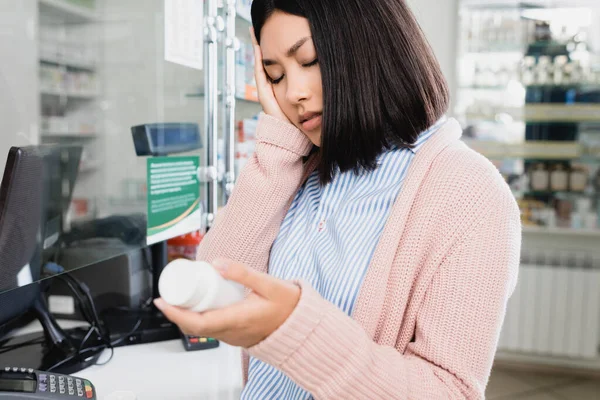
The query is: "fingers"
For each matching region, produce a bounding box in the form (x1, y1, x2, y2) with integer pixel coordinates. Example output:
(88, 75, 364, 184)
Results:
(250, 27, 269, 89)
(249, 26, 258, 46)
(213, 258, 291, 301)
(155, 297, 246, 338)
(154, 298, 204, 334)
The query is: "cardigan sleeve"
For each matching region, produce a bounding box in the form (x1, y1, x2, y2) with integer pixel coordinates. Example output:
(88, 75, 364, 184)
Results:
(246, 179, 521, 399)
(196, 113, 313, 273)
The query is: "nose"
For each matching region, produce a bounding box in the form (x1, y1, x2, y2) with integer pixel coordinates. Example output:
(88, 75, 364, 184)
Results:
(285, 73, 310, 105)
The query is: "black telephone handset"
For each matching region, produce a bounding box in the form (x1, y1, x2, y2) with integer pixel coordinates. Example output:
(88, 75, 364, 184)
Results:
(0, 367, 96, 399)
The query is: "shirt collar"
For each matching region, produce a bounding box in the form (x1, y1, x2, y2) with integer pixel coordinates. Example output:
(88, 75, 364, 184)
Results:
(410, 115, 448, 154)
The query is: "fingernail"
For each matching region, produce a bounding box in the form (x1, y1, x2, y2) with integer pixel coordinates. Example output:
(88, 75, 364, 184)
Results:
(153, 298, 166, 310)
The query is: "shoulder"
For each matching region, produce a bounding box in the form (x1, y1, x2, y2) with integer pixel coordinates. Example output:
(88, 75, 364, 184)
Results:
(431, 140, 515, 204)
(412, 139, 520, 238)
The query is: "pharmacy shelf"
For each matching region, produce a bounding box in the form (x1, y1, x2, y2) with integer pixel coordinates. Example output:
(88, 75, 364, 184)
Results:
(467, 104, 600, 123)
(41, 132, 97, 138)
(40, 55, 96, 72)
(185, 92, 260, 104)
(462, 0, 600, 9)
(40, 89, 97, 100)
(459, 85, 508, 90)
(39, 0, 98, 24)
(463, 139, 581, 160)
(525, 104, 600, 123)
(522, 225, 600, 237)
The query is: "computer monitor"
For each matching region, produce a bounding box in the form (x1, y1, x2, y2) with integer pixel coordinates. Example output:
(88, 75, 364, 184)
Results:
(0, 145, 82, 298)
(0, 145, 101, 375)
(40, 145, 82, 266)
(0, 146, 45, 328)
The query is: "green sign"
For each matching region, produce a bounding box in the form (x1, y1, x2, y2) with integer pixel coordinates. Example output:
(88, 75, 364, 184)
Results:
(147, 156, 201, 245)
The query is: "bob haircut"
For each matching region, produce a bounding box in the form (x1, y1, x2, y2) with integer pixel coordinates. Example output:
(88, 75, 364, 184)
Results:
(251, 0, 449, 184)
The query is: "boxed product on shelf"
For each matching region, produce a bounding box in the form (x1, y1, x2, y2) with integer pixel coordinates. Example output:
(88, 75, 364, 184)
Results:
(167, 231, 204, 263)
(39, 24, 98, 67)
(41, 116, 69, 133)
(461, 9, 523, 53)
(40, 64, 65, 92)
(69, 197, 96, 223)
(40, 39, 97, 67)
(41, 116, 96, 134)
(235, 41, 258, 101)
(66, 70, 97, 94)
(40, 65, 97, 95)
(235, 117, 258, 176)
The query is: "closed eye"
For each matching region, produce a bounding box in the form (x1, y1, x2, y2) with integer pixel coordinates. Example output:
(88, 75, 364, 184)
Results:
(268, 59, 318, 85)
(268, 75, 284, 85)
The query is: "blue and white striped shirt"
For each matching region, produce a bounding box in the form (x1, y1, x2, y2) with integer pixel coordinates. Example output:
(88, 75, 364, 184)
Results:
(241, 118, 445, 400)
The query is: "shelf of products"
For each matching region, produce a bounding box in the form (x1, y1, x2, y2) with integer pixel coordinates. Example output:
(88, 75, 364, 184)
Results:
(185, 92, 260, 104)
(39, 56, 95, 72)
(41, 112, 96, 135)
(38, 0, 101, 222)
(40, 90, 97, 100)
(41, 133, 97, 140)
(522, 225, 600, 237)
(457, 1, 600, 242)
(464, 140, 582, 159)
(466, 104, 600, 123)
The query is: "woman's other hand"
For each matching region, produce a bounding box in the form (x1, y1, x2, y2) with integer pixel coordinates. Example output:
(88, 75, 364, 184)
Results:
(250, 27, 290, 123)
(154, 258, 301, 348)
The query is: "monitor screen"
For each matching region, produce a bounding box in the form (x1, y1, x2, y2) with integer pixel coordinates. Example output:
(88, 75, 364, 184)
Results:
(0, 145, 81, 295)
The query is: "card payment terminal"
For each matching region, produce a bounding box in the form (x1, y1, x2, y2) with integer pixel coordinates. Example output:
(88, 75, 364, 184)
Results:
(0, 367, 96, 399)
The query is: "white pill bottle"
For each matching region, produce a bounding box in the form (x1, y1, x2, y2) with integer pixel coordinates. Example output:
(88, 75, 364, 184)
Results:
(158, 259, 245, 312)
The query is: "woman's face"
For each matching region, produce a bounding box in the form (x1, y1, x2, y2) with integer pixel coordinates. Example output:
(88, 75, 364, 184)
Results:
(260, 11, 323, 146)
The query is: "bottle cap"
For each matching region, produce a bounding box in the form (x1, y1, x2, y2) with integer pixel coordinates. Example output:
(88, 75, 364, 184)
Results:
(159, 259, 213, 308)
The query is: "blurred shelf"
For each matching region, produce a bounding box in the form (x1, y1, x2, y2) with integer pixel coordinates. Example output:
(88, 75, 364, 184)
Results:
(40, 55, 96, 71)
(525, 104, 600, 123)
(459, 85, 509, 90)
(466, 104, 600, 123)
(462, 50, 524, 57)
(186, 92, 260, 104)
(41, 131, 97, 139)
(464, 139, 581, 160)
(461, 0, 600, 9)
(516, 190, 588, 197)
(522, 225, 600, 237)
(38, 0, 98, 24)
(524, 84, 600, 89)
(40, 89, 97, 100)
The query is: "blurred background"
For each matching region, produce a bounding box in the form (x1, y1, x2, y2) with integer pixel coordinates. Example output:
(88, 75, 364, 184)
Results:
(0, 0, 599, 398)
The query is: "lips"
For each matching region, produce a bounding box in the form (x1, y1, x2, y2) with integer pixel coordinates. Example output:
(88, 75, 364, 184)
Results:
(300, 112, 322, 131)
(299, 112, 321, 124)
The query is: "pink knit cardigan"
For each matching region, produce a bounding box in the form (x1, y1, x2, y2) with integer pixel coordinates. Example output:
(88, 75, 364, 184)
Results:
(196, 114, 521, 399)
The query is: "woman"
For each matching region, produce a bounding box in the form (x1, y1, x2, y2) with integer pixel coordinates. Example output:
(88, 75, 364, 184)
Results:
(154, 0, 521, 398)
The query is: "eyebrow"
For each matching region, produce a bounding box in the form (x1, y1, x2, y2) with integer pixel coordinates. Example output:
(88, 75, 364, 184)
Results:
(263, 36, 311, 66)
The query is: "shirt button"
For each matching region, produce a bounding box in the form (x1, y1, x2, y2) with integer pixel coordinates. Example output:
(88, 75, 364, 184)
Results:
(318, 220, 325, 232)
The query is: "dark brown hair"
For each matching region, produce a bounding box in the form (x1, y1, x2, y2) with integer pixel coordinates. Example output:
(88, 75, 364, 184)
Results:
(251, 0, 449, 184)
